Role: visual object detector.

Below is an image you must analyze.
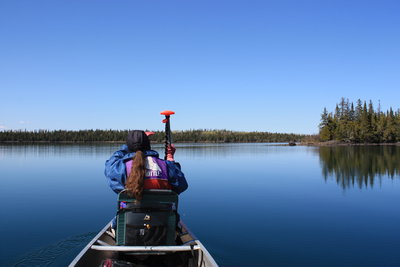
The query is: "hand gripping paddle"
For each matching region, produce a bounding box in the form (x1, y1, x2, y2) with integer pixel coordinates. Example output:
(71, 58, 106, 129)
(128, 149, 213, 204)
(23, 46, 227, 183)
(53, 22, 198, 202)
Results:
(160, 110, 175, 160)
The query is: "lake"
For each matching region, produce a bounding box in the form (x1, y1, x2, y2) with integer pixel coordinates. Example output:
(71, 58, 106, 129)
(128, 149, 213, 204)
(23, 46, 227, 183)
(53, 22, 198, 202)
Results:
(1, 143, 400, 266)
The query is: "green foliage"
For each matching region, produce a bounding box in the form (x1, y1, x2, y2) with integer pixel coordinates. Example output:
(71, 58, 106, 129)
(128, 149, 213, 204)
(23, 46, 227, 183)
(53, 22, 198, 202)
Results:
(0, 129, 313, 143)
(319, 98, 400, 143)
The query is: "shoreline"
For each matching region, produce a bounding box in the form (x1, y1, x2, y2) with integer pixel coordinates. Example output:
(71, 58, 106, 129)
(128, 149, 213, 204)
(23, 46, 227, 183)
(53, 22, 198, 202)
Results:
(1, 140, 400, 147)
(298, 141, 400, 147)
(0, 141, 287, 144)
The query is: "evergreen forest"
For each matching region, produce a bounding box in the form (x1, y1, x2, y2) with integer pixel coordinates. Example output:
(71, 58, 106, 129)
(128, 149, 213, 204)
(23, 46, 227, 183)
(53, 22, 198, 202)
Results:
(0, 129, 310, 143)
(319, 98, 400, 143)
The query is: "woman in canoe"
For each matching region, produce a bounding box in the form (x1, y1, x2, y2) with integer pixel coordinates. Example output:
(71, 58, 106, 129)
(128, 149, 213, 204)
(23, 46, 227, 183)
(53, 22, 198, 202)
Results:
(104, 130, 188, 200)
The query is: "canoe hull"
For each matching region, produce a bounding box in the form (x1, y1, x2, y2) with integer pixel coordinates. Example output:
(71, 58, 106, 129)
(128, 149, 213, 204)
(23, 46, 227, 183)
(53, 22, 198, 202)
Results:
(69, 220, 218, 267)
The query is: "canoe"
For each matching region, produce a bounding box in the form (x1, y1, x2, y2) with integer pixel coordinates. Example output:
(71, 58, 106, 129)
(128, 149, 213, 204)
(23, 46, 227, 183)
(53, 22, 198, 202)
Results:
(69, 220, 218, 267)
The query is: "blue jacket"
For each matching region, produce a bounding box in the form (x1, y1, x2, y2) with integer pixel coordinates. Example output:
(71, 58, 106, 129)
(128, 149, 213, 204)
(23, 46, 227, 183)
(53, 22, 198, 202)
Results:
(104, 145, 188, 194)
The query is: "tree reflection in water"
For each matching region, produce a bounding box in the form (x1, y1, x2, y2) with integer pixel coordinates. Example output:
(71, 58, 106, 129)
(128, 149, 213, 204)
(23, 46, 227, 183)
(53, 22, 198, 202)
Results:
(318, 146, 400, 190)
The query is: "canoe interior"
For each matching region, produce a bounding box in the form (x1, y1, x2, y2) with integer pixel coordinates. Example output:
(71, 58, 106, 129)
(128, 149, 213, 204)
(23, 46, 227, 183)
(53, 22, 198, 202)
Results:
(71, 221, 217, 267)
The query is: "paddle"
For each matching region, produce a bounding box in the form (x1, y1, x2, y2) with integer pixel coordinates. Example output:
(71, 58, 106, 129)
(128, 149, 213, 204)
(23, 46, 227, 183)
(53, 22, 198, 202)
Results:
(160, 110, 175, 160)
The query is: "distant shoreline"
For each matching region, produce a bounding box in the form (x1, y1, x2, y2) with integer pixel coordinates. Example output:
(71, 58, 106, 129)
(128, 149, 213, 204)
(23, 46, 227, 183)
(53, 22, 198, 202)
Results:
(0, 140, 287, 144)
(0, 129, 312, 144)
(299, 141, 400, 146)
(2, 140, 399, 147)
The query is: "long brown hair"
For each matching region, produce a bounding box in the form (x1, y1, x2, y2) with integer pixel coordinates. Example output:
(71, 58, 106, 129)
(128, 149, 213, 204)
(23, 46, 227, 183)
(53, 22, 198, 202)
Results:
(125, 151, 146, 200)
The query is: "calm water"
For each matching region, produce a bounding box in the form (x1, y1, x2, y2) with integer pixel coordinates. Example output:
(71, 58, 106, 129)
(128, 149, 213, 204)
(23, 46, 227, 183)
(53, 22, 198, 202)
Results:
(1, 144, 400, 267)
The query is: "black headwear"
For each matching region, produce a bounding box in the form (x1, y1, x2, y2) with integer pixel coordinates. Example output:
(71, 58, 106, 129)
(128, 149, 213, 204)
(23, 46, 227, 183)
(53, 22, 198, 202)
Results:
(126, 130, 151, 152)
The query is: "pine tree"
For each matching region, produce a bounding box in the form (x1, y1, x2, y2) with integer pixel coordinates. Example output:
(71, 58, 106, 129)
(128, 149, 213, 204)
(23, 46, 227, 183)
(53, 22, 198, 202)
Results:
(320, 108, 329, 129)
(384, 108, 396, 142)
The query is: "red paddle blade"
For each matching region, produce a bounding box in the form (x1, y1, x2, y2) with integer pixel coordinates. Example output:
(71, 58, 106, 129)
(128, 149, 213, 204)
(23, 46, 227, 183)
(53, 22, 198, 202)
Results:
(160, 110, 175, 116)
(145, 131, 155, 136)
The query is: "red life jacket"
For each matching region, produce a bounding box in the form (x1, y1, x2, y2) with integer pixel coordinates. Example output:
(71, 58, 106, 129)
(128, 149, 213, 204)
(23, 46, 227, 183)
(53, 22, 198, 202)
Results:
(125, 156, 172, 190)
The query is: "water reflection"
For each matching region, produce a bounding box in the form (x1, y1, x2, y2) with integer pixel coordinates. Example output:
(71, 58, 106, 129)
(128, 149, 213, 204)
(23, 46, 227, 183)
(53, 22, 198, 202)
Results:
(0, 143, 120, 158)
(318, 146, 400, 189)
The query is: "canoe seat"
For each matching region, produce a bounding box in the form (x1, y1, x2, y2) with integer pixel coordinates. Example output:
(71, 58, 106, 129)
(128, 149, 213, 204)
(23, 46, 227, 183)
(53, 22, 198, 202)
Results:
(116, 189, 178, 246)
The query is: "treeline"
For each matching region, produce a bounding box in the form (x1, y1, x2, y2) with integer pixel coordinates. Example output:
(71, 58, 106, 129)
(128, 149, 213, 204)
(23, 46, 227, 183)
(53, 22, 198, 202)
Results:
(0, 129, 311, 143)
(319, 98, 400, 143)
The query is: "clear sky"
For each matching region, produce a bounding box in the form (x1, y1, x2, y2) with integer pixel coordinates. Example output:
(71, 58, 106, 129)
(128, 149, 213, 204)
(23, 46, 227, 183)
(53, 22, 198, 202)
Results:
(1, 0, 399, 134)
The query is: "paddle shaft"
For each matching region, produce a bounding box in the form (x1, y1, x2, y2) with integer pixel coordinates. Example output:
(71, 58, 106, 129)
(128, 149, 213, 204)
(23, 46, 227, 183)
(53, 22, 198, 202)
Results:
(160, 110, 175, 160)
(164, 115, 172, 160)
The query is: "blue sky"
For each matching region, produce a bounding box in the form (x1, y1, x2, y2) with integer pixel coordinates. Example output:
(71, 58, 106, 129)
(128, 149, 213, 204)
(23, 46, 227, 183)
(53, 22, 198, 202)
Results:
(1, 0, 399, 134)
